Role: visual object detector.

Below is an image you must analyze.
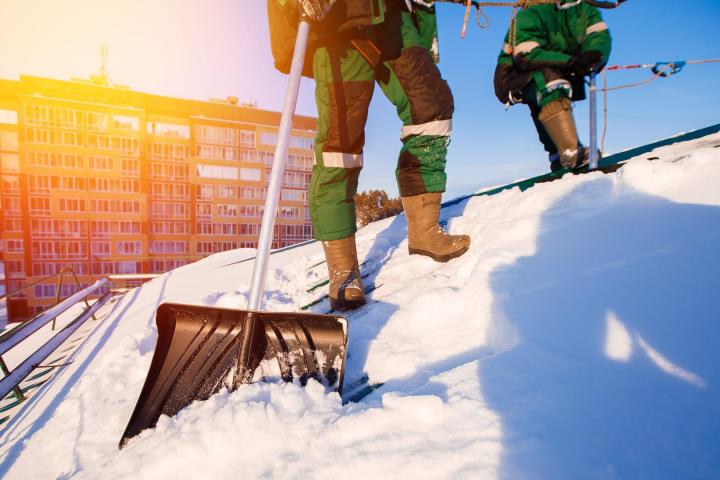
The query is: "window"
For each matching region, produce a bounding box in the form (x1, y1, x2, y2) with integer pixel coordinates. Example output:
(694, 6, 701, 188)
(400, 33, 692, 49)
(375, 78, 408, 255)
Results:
(281, 170, 311, 188)
(239, 205, 263, 218)
(150, 142, 188, 161)
(217, 204, 238, 217)
(152, 182, 189, 200)
(240, 186, 266, 200)
(196, 145, 219, 160)
(88, 155, 114, 171)
(196, 223, 213, 235)
(5, 260, 25, 277)
(4, 219, 23, 232)
(287, 154, 313, 170)
(150, 202, 189, 219)
(87, 112, 108, 132)
(6, 239, 24, 253)
(279, 223, 313, 241)
(2, 175, 20, 194)
(55, 176, 85, 191)
(0, 109, 18, 125)
(25, 127, 50, 144)
(195, 144, 236, 161)
(196, 241, 238, 255)
(24, 105, 49, 126)
(216, 185, 237, 199)
(259, 133, 312, 150)
(1, 153, 19, 173)
(150, 222, 189, 235)
(278, 206, 301, 219)
(239, 223, 261, 236)
(196, 203, 212, 220)
(59, 198, 86, 213)
(195, 125, 237, 146)
(31, 240, 87, 259)
(196, 164, 238, 180)
(151, 162, 189, 181)
(239, 130, 255, 147)
(119, 221, 141, 234)
(30, 219, 85, 239)
(240, 168, 261, 182)
(195, 184, 213, 200)
(114, 261, 140, 274)
(290, 135, 314, 150)
(88, 134, 111, 149)
(25, 105, 84, 129)
(113, 115, 140, 131)
(92, 241, 111, 257)
(117, 241, 142, 255)
(0, 131, 19, 151)
(90, 199, 140, 214)
(148, 122, 190, 138)
(212, 223, 239, 236)
(61, 130, 83, 146)
(34, 284, 57, 298)
(30, 196, 51, 215)
(258, 152, 274, 166)
(149, 241, 189, 254)
(28, 152, 84, 169)
(281, 189, 307, 202)
(260, 132, 277, 146)
(113, 136, 140, 156)
(149, 259, 189, 273)
(3, 197, 22, 215)
(239, 149, 259, 164)
(121, 158, 140, 176)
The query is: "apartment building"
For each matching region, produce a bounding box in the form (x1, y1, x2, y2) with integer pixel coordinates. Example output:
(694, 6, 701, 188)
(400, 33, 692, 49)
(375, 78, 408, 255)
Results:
(0, 74, 316, 321)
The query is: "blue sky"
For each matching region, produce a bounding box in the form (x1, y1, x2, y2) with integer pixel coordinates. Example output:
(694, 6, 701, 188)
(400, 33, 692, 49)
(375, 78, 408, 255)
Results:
(0, 0, 718, 198)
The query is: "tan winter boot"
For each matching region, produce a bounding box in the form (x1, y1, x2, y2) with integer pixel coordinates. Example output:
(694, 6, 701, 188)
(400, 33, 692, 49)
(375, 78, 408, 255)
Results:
(539, 97, 587, 169)
(321, 235, 366, 311)
(401, 192, 471, 263)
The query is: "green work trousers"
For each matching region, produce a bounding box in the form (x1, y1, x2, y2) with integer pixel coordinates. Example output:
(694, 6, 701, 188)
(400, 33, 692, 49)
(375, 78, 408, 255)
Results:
(309, 11, 454, 241)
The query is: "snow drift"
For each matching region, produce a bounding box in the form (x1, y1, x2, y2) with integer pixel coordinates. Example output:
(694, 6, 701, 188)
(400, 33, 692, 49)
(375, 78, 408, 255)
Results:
(1, 133, 719, 479)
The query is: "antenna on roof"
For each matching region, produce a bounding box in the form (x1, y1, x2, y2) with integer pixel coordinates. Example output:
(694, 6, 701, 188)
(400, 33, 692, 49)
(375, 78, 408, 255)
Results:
(95, 43, 113, 86)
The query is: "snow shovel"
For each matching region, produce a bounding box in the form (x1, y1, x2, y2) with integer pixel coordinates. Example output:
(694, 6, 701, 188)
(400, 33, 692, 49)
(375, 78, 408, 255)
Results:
(119, 19, 348, 448)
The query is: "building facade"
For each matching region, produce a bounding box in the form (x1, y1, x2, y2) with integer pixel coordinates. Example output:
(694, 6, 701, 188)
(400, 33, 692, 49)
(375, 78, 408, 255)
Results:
(0, 75, 316, 321)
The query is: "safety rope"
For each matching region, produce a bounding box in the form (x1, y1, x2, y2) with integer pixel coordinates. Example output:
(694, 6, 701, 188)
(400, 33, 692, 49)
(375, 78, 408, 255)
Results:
(441, 0, 626, 39)
(599, 58, 720, 151)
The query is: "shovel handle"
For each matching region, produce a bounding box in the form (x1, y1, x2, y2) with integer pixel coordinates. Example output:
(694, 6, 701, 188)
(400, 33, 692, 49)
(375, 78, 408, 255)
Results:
(234, 20, 312, 386)
(247, 20, 311, 311)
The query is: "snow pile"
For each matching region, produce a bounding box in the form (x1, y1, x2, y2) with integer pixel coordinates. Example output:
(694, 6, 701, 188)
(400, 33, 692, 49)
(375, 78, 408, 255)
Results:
(1, 134, 719, 479)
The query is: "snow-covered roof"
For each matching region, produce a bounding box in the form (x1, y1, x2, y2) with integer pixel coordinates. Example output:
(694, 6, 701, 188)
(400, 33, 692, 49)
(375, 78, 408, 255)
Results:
(1, 130, 719, 479)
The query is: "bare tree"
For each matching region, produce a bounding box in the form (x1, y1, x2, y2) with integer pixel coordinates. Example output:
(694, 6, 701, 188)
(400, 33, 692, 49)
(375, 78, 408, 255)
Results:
(354, 190, 403, 227)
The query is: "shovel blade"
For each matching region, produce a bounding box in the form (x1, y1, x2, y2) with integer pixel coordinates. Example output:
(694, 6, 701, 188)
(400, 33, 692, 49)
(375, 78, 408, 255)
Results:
(119, 303, 347, 448)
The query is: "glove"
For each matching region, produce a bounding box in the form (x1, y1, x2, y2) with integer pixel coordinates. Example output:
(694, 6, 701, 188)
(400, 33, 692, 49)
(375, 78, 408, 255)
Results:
(568, 50, 604, 76)
(294, 0, 336, 21)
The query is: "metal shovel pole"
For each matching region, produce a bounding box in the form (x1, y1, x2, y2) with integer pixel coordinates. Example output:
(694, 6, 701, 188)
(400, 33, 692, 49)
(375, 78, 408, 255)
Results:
(248, 19, 310, 310)
(234, 19, 311, 385)
(588, 72, 599, 170)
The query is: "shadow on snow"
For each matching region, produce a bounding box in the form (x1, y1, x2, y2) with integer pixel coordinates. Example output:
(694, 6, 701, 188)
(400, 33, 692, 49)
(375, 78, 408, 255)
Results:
(482, 180, 720, 478)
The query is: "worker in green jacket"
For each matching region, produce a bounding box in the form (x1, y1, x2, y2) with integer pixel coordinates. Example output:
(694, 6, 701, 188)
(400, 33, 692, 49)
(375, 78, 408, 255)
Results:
(494, 0, 612, 171)
(268, 0, 470, 310)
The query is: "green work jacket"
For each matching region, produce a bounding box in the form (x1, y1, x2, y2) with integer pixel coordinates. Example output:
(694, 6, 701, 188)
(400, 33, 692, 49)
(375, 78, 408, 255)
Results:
(497, 2, 612, 72)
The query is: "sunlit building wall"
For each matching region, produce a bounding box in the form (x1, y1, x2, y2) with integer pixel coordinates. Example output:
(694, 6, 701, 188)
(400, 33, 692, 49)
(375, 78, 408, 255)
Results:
(0, 75, 316, 321)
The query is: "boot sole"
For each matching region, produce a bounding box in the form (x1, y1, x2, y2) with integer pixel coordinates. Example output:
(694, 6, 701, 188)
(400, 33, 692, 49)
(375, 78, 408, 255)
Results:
(329, 297, 367, 311)
(409, 245, 470, 263)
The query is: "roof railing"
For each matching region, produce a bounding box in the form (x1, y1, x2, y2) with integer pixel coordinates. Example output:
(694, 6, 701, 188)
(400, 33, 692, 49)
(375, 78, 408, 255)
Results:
(0, 274, 110, 414)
